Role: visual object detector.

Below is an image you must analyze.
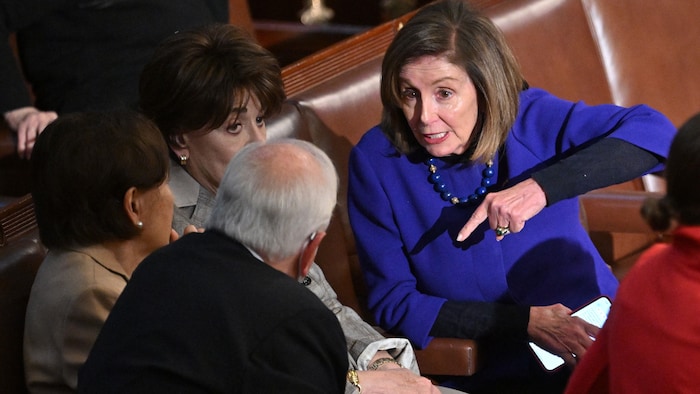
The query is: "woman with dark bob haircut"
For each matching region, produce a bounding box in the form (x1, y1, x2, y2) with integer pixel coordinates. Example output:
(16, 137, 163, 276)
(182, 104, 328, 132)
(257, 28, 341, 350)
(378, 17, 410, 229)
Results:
(566, 113, 700, 393)
(347, 0, 676, 392)
(24, 110, 183, 392)
(139, 23, 285, 234)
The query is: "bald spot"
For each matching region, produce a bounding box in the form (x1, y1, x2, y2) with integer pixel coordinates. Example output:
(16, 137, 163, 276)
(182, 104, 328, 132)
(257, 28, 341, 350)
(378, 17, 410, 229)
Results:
(252, 143, 321, 188)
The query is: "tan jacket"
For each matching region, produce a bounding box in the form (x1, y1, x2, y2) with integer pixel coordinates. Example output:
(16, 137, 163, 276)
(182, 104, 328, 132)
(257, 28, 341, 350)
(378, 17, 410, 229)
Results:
(23, 247, 129, 393)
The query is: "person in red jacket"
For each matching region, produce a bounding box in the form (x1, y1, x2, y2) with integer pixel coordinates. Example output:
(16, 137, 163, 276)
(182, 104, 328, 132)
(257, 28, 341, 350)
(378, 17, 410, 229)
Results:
(565, 112, 700, 393)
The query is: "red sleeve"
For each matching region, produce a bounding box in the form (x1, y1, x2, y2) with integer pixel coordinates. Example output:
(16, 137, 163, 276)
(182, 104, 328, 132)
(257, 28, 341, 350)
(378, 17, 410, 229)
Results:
(564, 324, 611, 394)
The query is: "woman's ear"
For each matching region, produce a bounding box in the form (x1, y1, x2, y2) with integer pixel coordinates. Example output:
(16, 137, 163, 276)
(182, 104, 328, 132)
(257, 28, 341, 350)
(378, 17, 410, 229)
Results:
(123, 186, 142, 228)
(169, 133, 189, 158)
(299, 231, 326, 277)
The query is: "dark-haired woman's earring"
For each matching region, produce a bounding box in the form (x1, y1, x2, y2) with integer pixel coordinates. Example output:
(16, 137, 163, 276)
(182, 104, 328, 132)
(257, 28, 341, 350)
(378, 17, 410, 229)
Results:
(180, 155, 188, 166)
(136, 221, 144, 229)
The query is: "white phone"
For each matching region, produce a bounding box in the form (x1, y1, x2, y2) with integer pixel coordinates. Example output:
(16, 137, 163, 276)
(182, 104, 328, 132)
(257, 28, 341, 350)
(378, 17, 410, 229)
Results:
(529, 296, 612, 371)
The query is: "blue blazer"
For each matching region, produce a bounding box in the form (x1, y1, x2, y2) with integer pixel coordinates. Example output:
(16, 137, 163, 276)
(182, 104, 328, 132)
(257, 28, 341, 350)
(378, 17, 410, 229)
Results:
(348, 87, 674, 348)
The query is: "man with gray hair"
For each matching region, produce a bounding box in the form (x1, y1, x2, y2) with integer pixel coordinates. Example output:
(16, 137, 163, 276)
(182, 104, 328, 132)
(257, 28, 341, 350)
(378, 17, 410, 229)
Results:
(79, 139, 348, 393)
(208, 138, 339, 273)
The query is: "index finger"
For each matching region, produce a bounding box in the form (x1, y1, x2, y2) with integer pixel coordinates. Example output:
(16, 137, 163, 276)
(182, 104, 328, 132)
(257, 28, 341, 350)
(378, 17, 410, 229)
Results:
(456, 202, 488, 242)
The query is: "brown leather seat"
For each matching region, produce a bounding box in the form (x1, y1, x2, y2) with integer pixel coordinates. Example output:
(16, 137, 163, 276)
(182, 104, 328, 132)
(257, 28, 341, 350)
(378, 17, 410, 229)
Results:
(489, 0, 613, 106)
(584, 0, 700, 127)
(0, 195, 45, 394)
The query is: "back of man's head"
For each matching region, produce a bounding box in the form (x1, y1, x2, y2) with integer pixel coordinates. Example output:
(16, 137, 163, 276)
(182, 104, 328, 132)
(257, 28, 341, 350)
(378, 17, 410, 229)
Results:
(207, 139, 338, 261)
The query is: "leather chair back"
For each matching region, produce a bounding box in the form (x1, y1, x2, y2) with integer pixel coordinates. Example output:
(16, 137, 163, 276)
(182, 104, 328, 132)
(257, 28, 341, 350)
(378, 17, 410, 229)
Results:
(487, 0, 613, 106)
(583, 0, 700, 128)
(0, 195, 45, 394)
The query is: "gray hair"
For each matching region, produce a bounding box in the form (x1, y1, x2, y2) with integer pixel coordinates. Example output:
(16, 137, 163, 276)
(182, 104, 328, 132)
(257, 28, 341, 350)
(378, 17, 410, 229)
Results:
(207, 138, 338, 260)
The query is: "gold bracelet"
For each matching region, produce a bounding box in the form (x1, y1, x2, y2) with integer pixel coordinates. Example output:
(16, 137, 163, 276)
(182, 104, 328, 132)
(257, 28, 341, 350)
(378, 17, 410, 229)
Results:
(368, 357, 402, 370)
(347, 369, 362, 392)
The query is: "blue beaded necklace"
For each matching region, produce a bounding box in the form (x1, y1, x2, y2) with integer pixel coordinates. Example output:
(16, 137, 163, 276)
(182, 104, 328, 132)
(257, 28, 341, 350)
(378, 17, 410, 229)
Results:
(426, 157, 495, 205)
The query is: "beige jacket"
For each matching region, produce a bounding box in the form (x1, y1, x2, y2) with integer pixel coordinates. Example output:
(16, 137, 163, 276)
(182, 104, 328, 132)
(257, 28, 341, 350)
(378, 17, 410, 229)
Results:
(23, 247, 129, 393)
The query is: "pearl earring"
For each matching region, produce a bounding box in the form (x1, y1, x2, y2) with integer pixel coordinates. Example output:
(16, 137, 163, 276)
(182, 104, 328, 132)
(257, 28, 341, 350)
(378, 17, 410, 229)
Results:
(136, 221, 144, 229)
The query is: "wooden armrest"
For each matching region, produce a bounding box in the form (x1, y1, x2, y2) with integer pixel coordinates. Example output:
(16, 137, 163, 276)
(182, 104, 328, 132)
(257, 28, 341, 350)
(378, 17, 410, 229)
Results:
(581, 190, 670, 279)
(414, 337, 478, 377)
(580, 190, 663, 234)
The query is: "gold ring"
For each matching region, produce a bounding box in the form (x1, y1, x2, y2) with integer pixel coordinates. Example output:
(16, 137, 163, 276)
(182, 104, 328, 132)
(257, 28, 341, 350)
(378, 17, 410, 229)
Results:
(495, 226, 510, 236)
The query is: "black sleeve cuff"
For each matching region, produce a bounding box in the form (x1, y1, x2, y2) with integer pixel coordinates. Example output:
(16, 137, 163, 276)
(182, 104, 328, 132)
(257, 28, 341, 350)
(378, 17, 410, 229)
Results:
(531, 138, 663, 206)
(430, 300, 530, 341)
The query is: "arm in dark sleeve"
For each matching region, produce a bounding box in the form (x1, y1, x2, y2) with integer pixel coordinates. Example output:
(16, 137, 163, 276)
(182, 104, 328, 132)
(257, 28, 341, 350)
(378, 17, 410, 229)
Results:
(0, 0, 72, 113)
(531, 138, 663, 206)
(251, 308, 349, 393)
(430, 301, 530, 341)
(0, 31, 33, 113)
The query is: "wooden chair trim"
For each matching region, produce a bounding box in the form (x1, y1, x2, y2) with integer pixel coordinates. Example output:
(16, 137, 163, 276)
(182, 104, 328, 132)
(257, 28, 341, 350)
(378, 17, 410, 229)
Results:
(414, 338, 478, 376)
(281, 12, 414, 98)
(580, 190, 662, 234)
(0, 194, 37, 247)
